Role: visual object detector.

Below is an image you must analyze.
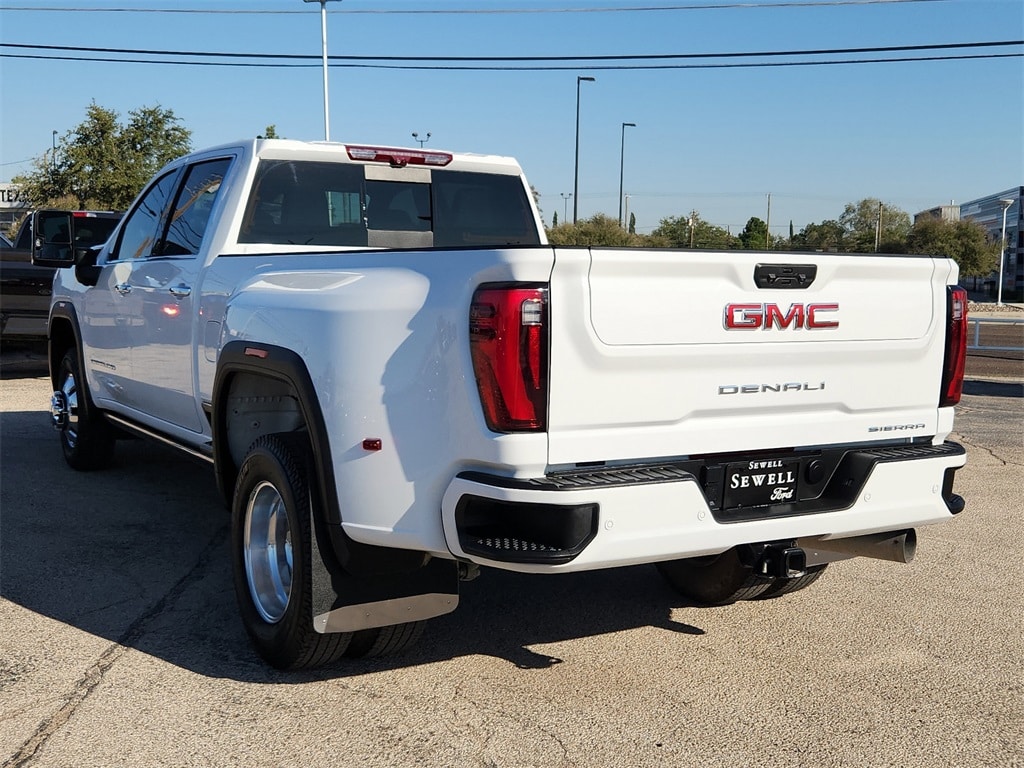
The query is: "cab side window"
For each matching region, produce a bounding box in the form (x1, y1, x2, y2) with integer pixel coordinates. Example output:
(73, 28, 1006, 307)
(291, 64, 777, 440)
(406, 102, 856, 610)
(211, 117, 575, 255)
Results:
(160, 159, 231, 256)
(111, 171, 178, 261)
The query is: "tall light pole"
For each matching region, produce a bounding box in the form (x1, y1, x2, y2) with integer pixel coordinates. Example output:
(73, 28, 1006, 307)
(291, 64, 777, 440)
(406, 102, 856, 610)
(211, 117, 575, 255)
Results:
(411, 131, 431, 148)
(618, 122, 635, 227)
(560, 193, 572, 222)
(303, 0, 341, 141)
(51, 129, 57, 173)
(997, 197, 1016, 306)
(573, 76, 595, 224)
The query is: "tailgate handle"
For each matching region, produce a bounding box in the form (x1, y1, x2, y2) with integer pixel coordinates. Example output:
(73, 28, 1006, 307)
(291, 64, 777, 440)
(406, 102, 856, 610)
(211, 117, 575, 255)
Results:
(754, 264, 817, 289)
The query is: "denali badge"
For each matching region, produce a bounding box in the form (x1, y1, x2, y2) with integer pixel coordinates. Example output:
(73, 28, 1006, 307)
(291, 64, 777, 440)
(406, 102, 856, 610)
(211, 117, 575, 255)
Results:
(719, 382, 825, 395)
(724, 302, 839, 330)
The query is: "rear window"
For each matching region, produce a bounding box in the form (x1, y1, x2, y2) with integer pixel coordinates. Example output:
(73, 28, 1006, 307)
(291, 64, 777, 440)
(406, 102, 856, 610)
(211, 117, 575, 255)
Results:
(72, 216, 120, 248)
(238, 160, 540, 248)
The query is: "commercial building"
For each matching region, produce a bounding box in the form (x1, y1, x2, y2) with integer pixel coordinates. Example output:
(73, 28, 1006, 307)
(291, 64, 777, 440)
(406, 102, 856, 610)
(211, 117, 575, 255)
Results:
(913, 204, 960, 224)
(0, 182, 30, 233)
(960, 187, 1023, 302)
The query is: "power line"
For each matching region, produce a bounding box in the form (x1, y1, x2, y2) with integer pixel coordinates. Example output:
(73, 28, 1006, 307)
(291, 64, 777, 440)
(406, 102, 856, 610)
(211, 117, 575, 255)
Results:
(2, 39, 1017, 62)
(3, 50, 1017, 71)
(0, 1, 960, 15)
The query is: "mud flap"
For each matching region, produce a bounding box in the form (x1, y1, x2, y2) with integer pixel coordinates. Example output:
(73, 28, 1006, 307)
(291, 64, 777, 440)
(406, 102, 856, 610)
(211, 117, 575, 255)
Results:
(309, 508, 459, 634)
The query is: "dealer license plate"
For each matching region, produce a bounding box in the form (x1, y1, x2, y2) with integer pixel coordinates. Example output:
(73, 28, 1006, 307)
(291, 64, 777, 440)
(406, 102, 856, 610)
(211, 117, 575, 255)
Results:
(723, 458, 799, 509)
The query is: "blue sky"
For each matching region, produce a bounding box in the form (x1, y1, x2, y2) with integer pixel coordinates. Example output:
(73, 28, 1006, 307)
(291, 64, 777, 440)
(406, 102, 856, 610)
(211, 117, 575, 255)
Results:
(1, 0, 1021, 235)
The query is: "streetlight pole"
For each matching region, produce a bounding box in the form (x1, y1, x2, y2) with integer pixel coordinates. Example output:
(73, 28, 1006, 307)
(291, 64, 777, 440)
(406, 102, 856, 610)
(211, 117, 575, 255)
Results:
(303, 0, 341, 141)
(997, 197, 1015, 306)
(560, 193, 572, 223)
(573, 76, 595, 225)
(411, 132, 431, 148)
(51, 129, 57, 173)
(618, 122, 635, 227)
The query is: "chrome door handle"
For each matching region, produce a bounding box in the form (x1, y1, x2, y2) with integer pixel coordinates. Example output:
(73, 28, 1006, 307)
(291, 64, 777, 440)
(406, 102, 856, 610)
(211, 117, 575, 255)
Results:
(169, 284, 192, 299)
(115, 283, 132, 296)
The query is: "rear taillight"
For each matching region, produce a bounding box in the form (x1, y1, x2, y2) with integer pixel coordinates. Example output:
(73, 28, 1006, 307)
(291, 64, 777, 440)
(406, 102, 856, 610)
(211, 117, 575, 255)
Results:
(940, 286, 968, 407)
(470, 285, 548, 432)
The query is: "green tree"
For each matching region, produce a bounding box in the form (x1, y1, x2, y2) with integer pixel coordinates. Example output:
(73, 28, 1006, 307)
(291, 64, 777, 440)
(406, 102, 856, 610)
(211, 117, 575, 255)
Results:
(651, 211, 734, 249)
(262, 124, 281, 138)
(628, 212, 636, 235)
(793, 219, 846, 251)
(906, 217, 1000, 277)
(547, 213, 649, 246)
(739, 217, 769, 250)
(552, 211, 558, 228)
(839, 198, 911, 252)
(13, 102, 191, 210)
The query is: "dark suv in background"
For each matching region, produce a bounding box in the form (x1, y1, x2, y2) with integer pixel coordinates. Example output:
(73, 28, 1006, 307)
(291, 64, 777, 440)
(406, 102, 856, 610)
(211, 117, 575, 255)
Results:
(1, 210, 121, 340)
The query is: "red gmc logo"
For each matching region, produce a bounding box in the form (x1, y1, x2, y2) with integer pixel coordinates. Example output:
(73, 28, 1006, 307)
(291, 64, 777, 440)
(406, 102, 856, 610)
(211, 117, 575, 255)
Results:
(724, 302, 839, 330)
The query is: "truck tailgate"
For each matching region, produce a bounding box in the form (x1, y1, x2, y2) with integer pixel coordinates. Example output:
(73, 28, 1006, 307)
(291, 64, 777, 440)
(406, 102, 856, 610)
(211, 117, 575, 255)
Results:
(546, 247, 952, 466)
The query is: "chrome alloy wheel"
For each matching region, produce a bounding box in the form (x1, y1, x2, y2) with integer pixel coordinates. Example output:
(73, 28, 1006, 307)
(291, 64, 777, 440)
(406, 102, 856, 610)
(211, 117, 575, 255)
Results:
(243, 481, 294, 624)
(51, 373, 79, 444)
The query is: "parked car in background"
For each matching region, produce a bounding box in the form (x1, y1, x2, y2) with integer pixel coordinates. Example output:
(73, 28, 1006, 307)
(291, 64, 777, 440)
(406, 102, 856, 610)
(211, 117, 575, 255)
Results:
(1, 210, 121, 340)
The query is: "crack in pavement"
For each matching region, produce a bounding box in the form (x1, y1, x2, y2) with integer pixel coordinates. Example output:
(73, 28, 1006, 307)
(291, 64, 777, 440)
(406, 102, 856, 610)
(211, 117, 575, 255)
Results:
(4, 523, 229, 768)
(957, 434, 1019, 467)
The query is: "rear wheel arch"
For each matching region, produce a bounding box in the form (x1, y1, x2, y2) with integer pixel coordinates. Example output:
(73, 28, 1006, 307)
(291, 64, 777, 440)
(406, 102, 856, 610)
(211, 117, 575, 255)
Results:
(212, 343, 332, 515)
(211, 341, 435, 577)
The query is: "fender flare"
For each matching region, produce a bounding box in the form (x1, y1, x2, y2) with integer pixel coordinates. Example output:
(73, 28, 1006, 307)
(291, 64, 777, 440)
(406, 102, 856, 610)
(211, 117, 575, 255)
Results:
(212, 340, 427, 576)
(46, 301, 85, 390)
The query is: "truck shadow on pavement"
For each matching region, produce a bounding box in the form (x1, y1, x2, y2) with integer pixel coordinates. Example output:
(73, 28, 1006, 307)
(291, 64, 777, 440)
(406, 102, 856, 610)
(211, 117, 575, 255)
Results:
(1, 408, 707, 684)
(962, 379, 1024, 398)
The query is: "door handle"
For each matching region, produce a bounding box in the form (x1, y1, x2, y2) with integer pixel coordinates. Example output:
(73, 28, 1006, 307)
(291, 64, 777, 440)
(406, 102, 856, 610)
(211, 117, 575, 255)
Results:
(115, 283, 132, 296)
(169, 284, 192, 299)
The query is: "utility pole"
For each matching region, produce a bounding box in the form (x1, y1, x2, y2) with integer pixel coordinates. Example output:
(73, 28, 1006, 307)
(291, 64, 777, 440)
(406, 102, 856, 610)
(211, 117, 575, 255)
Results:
(765, 193, 772, 250)
(560, 193, 572, 223)
(998, 198, 1016, 306)
(874, 201, 883, 252)
(573, 75, 595, 224)
(618, 122, 636, 227)
(303, 0, 342, 141)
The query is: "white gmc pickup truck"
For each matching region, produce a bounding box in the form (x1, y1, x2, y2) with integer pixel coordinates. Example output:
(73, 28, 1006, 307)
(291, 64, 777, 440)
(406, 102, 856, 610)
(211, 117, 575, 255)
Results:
(34, 138, 968, 670)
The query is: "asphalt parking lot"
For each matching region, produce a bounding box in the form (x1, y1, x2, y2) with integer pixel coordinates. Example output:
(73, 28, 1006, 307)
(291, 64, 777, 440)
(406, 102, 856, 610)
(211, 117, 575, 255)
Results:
(1, 343, 1022, 768)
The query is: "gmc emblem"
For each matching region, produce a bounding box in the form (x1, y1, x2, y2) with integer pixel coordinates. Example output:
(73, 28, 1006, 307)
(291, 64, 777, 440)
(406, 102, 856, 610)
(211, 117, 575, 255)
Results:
(724, 302, 839, 330)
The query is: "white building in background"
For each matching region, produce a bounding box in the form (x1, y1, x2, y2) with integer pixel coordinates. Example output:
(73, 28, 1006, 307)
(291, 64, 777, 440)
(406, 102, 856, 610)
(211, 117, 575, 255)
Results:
(0, 182, 30, 233)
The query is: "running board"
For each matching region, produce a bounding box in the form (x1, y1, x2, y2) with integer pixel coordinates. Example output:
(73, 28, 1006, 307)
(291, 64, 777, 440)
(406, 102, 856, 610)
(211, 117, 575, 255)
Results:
(103, 412, 215, 465)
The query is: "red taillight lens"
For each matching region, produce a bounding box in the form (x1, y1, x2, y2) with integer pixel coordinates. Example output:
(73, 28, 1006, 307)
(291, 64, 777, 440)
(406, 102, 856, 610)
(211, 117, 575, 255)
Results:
(940, 286, 968, 407)
(470, 285, 548, 432)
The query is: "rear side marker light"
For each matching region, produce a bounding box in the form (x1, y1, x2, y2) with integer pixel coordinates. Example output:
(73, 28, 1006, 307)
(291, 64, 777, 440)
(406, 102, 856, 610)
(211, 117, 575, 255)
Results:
(470, 285, 549, 432)
(940, 286, 968, 407)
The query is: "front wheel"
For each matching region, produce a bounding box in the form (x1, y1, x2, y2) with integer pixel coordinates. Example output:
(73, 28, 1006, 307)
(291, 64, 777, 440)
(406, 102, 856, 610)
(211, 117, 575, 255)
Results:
(231, 433, 352, 670)
(51, 349, 115, 470)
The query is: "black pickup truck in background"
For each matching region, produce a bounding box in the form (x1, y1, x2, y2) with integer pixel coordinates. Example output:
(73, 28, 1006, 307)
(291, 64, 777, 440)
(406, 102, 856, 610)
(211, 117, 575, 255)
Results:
(1, 210, 121, 340)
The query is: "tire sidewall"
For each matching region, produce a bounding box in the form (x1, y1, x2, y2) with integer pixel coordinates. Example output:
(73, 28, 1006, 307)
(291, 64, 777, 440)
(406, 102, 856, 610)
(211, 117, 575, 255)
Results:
(57, 348, 113, 470)
(231, 436, 314, 668)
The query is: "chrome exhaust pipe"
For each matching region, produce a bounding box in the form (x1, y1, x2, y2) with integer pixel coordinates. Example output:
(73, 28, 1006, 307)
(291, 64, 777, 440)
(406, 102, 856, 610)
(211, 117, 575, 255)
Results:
(798, 529, 917, 564)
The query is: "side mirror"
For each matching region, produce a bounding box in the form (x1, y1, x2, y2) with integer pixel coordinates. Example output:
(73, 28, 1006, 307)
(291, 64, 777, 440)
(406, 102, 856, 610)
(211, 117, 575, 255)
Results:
(30, 210, 76, 267)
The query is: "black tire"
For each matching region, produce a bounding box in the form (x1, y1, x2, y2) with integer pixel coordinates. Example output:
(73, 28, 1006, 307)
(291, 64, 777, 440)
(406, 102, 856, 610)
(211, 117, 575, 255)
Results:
(53, 348, 115, 471)
(344, 621, 426, 659)
(756, 563, 828, 599)
(231, 433, 353, 670)
(656, 547, 773, 605)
